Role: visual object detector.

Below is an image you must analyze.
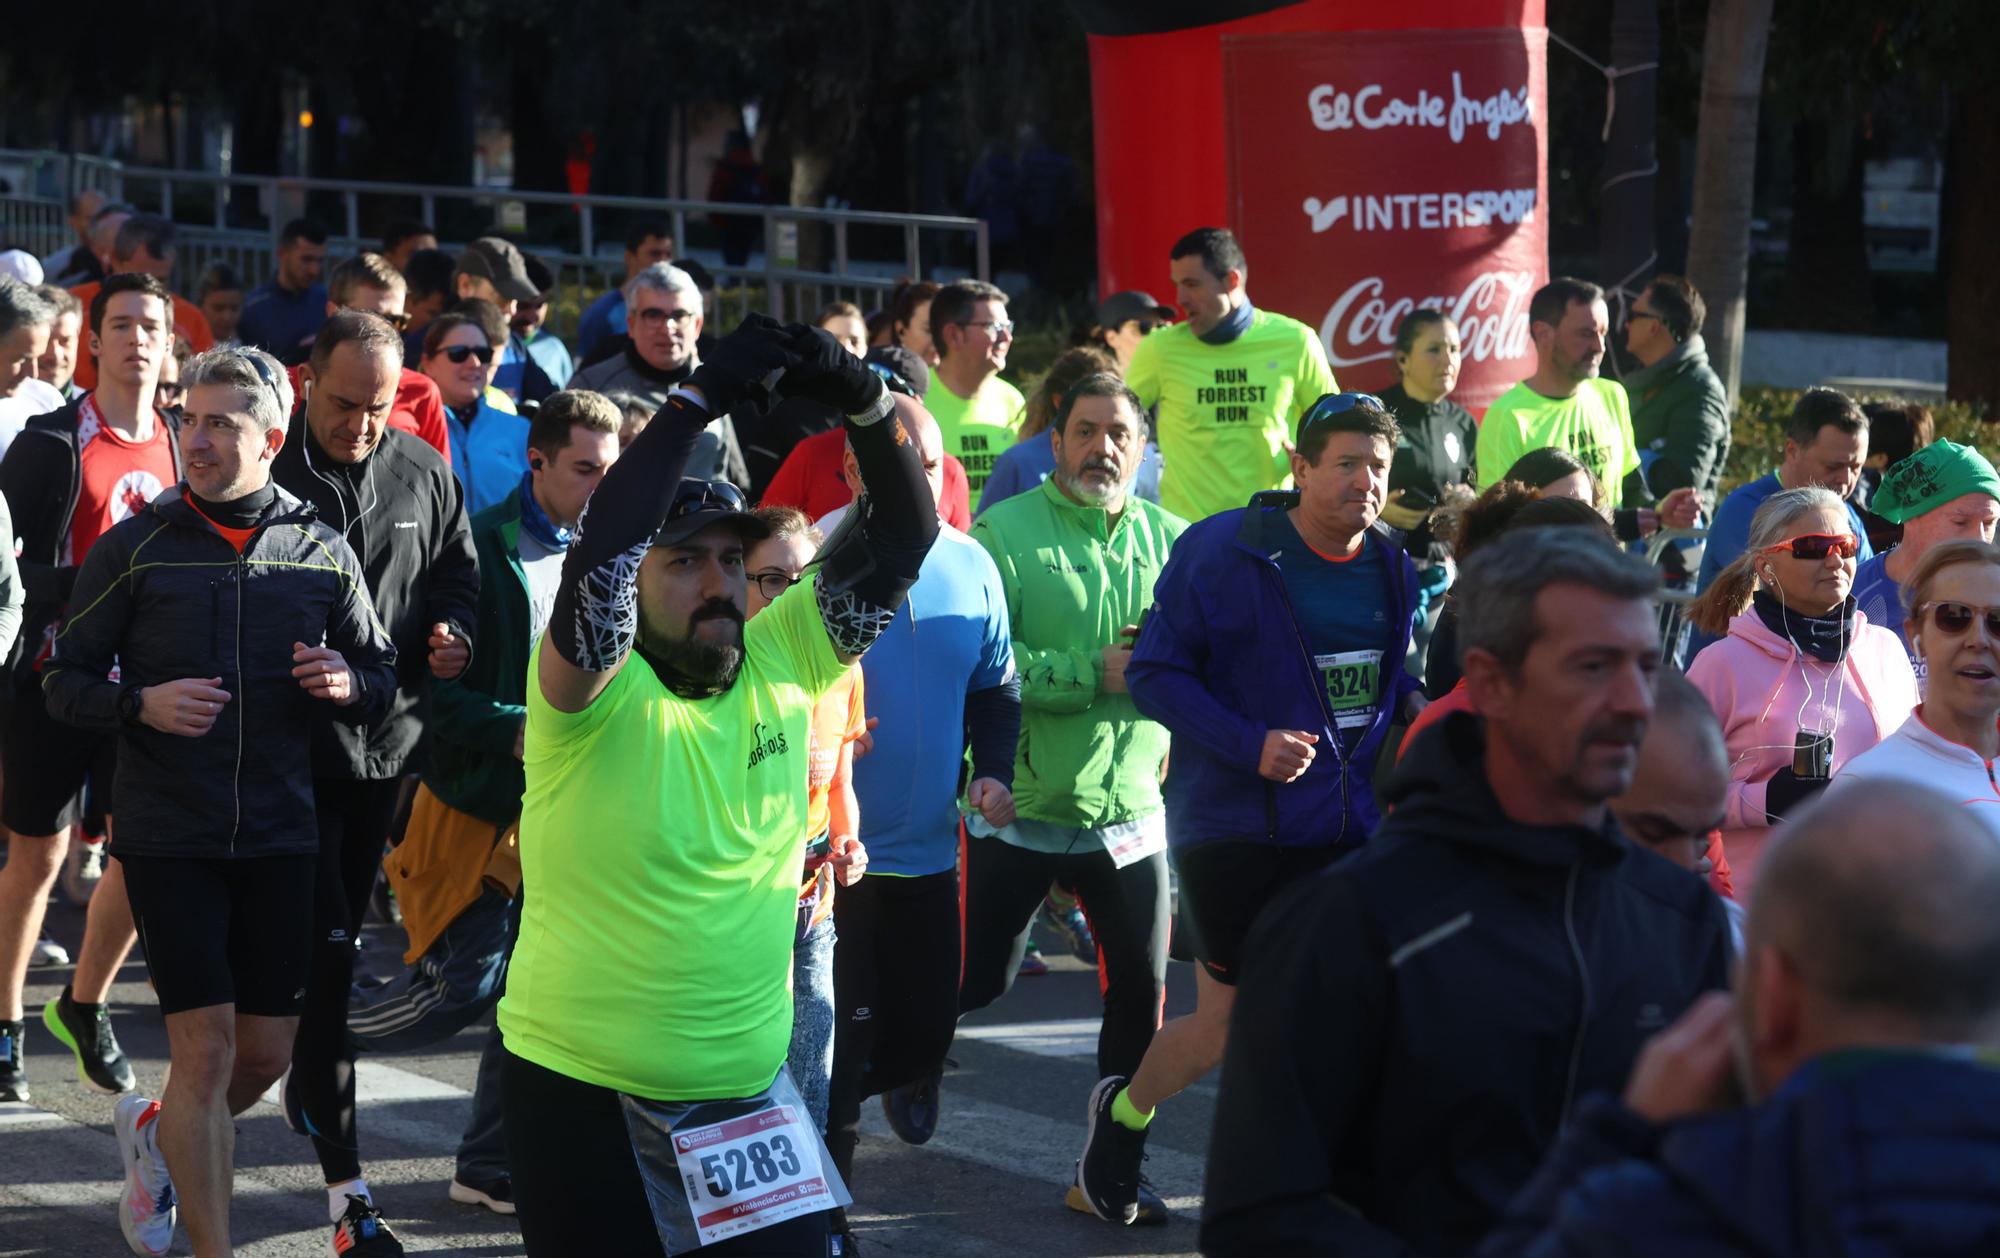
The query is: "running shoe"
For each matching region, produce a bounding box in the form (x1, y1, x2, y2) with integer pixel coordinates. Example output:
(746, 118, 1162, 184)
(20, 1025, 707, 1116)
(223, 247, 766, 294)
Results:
(30, 934, 69, 967)
(1066, 1172, 1172, 1226)
(43, 985, 135, 1093)
(60, 837, 106, 906)
(114, 1095, 176, 1256)
(0, 1019, 27, 1102)
(829, 1226, 863, 1256)
(329, 1193, 404, 1256)
(1016, 944, 1050, 977)
(1044, 897, 1098, 965)
(880, 1063, 943, 1145)
(1075, 1076, 1148, 1225)
(447, 1175, 516, 1216)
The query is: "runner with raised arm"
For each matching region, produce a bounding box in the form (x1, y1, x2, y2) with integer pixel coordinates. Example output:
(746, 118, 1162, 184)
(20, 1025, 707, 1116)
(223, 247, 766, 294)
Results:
(496, 315, 938, 1257)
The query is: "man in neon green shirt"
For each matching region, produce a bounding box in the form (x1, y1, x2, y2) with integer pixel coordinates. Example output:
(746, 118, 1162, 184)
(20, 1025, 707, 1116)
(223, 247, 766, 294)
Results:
(1126, 227, 1336, 522)
(496, 316, 939, 1255)
(1475, 277, 1640, 508)
(925, 278, 1024, 510)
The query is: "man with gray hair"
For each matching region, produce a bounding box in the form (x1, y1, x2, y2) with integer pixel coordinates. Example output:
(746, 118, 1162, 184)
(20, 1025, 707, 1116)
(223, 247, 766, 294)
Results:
(572, 261, 747, 485)
(1202, 527, 1733, 1257)
(1478, 781, 2000, 1257)
(41, 344, 397, 1257)
(0, 278, 64, 447)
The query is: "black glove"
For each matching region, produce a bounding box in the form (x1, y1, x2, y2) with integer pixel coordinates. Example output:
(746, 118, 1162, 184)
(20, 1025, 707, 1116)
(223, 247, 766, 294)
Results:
(779, 324, 888, 417)
(687, 313, 799, 419)
(1763, 767, 1829, 820)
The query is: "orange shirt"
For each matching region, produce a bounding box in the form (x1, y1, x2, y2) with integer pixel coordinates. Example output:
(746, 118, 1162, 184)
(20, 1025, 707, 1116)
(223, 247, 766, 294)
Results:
(69, 284, 214, 393)
(183, 495, 258, 554)
(798, 665, 865, 927)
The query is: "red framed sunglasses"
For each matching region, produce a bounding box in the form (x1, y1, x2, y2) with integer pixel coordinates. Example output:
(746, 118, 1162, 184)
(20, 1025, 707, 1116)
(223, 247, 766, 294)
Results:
(1761, 532, 1858, 561)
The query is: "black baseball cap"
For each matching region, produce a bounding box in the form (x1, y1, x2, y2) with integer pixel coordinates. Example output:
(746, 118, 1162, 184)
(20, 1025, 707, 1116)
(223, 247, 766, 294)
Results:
(865, 345, 929, 398)
(648, 479, 771, 550)
(1097, 290, 1175, 328)
(456, 237, 539, 303)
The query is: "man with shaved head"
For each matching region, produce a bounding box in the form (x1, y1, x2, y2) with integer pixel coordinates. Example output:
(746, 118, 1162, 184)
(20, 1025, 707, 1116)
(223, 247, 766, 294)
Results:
(1479, 781, 2000, 1256)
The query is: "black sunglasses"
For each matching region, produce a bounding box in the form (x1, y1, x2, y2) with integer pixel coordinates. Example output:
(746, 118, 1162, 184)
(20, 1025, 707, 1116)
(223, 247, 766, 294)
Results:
(441, 345, 496, 365)
(669, 479, 749, 518)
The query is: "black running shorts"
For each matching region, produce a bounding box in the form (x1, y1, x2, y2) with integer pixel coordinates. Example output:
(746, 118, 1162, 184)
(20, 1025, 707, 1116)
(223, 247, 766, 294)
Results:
(121, 853, 316, 1017)
(1, 678, 115, 837)
(1172, 840, 1347, 985)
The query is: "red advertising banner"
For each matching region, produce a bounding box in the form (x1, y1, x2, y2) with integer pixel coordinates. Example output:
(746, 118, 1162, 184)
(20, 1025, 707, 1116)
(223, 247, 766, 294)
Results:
(1223, 28, 1549, 413)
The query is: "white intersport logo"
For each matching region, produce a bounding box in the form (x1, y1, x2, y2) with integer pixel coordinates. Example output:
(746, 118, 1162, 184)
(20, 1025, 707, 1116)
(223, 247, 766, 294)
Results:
(1308, 72, 1535, 143)
(1303, 189, 1537, 234)
(1319, 270, 1535, 370)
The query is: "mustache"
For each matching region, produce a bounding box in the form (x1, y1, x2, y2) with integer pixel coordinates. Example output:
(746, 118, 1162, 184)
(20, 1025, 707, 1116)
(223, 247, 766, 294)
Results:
(691, 598, 744, 627)
(1582, 716, 1646, 748)
(1079, 457, 1120, 475)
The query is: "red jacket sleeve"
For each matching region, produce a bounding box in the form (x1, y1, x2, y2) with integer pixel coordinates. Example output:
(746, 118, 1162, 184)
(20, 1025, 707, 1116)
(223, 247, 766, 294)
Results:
(393, 370, 453, 463)
(941, 455, 971, 532)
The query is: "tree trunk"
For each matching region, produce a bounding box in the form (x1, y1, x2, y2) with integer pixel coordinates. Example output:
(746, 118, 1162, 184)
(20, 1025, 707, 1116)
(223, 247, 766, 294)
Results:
(1599, 0, 1660, 342)
(1777, 110, 1872, 331)
(1685, 0, 1775, 409)
(1944, 88, 2000, 418)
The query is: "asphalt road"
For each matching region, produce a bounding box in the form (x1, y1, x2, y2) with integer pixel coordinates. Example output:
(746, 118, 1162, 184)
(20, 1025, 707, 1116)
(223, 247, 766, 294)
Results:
(2, 889, 1210, 1257)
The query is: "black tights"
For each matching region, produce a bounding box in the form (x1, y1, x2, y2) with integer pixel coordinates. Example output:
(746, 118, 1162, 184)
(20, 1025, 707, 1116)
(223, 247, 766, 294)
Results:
(291, 776, 404, 1184)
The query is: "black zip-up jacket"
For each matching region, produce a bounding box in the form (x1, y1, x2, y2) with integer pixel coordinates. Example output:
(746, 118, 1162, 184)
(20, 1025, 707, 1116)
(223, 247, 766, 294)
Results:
(1379, 382, 1478, 565)
(41, 485, 398, 859)
(0, 397, 182, 686)
(272, 425, 479, 780)
(1202, 711, 1732, 1258)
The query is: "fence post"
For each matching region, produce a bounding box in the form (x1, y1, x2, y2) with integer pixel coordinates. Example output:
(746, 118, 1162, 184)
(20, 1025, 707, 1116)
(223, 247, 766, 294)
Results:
(975, 220, 990, 282)
(161, 177, 174, 222)
(765, 209, 781, 319)
(905, 222, 921, 282)
(421, 193, 436, 233)
(344, 190, 359, 244)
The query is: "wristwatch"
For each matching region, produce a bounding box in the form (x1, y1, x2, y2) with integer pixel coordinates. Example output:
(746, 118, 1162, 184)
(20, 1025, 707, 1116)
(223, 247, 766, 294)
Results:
(116, 683, 146, 726)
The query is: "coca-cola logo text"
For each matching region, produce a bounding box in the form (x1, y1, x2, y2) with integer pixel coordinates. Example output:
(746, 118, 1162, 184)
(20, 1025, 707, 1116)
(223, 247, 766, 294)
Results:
(1319, 270, 1535, 371)
(1307, 71, 1534, 144)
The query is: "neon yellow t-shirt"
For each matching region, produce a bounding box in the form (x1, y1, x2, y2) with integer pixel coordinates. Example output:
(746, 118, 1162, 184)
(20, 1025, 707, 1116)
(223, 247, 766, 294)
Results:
(1474, 378, 1640, 508)
(926, 372, 1025, 510)
(499, 579, 846, 1100)
(1126, 310, 1337, 522)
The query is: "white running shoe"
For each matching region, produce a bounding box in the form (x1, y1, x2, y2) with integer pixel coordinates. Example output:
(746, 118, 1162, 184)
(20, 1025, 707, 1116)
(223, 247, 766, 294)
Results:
(30, 935, 69, 967)
(114, 1094, 176, 1256)
(61, 838, 106, 906)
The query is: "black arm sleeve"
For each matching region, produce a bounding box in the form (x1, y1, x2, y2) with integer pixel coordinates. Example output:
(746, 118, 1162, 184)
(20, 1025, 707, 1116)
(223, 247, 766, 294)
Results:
(812, 406, 940, 656)
(545, 395, 708, 671)
(964, 677, 1022, 789)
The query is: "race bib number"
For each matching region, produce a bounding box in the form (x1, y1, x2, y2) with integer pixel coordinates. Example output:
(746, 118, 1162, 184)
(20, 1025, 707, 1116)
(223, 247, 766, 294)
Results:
(621, 1069, 849, 1254)
(1316, 649, 1382, 731)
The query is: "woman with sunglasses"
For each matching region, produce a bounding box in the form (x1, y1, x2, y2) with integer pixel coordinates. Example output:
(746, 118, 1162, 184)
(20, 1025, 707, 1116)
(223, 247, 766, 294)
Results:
(1687, 486, 1918, 888)
(1829, 540, 2000, 839)
(422, 306, 530, 514)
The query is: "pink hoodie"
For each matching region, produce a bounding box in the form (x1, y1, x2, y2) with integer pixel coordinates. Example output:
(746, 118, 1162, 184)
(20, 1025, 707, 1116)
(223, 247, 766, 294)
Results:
(1686, 607, 1918, 889)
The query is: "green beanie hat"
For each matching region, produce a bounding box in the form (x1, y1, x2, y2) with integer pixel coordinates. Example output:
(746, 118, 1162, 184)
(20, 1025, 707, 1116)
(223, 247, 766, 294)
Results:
(1870, 440, 2000, 525)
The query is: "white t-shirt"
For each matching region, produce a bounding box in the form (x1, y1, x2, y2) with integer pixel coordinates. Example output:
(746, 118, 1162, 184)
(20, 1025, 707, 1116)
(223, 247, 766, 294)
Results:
(1829, 709, 2000, 844)
(0, 378, 67, 460)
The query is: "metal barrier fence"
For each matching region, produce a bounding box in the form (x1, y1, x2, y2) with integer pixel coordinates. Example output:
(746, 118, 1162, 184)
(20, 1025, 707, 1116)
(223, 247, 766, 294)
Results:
(0, 149, 990, 340)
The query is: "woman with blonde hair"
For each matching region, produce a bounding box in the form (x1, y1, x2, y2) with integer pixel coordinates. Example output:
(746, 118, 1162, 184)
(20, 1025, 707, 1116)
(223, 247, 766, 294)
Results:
(1687, 486, 1917, 887)
(1832, 539, 2000, 840)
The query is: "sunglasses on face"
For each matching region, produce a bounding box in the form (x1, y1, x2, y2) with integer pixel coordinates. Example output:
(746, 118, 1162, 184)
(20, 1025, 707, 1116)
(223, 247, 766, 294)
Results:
(1920, 601, 2000, 638)
(1761, 532, 1858, 561)
(440, 344, 495, 366)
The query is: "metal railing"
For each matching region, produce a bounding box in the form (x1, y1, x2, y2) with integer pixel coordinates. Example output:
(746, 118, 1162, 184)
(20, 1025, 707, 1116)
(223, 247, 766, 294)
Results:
(0, 149, 991, 339)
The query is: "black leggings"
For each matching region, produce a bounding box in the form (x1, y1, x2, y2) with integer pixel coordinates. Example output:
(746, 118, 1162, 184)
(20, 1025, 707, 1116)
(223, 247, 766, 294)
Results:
(291, 776, 404, 1184)
(959, 839, 1169, 1080)
(825, 868, 960, 1183)
(501, 1049, 829, 1257)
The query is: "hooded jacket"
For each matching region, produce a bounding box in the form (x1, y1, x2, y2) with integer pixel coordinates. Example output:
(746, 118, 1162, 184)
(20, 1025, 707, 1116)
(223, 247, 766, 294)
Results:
(272, 425, 480, 780)
(1202, 712, 1732, 1258)
(0, 397, 181, 686)
(40, 484, 398, 859)
(1686, 608, 1916, 869)
(1378, 382, 1478, 564)
(1127, 491, 1419, 849)
(1621, 333, 1730, 505)
(1476, 1050, 2000, 1258)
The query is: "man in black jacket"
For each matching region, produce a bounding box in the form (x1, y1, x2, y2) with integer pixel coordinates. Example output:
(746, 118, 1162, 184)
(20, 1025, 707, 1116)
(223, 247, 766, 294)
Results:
(1202, 527, 1732, 1257)
(270, 310, 479, 1253)
(43, 345, 396, 1258)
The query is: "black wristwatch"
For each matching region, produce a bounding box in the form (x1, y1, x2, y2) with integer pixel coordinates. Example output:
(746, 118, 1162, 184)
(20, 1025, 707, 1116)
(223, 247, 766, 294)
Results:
(116, 683, 146, 726)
